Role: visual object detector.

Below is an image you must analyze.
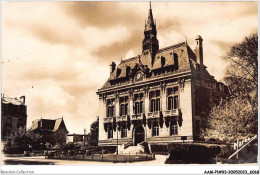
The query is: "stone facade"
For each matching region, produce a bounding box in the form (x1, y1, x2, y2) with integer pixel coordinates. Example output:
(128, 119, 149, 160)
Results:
(96, 5, 228, 146)
(1, 94, 27, 140)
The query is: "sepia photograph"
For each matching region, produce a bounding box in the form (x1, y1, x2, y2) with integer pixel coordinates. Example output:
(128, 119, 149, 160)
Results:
(1, 0, 259, 174)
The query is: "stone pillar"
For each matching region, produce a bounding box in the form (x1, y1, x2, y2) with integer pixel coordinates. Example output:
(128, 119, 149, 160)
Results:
(161, 89, 166, 112)
(129, 99, 133, 116)
(145, 95, 149, 115)
(98, 96, 107, 142)
(179, 80, 193, 137)
(115, 99, 120, 117)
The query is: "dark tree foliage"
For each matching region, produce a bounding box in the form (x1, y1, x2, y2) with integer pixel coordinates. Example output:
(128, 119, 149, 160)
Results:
(202, 33, 258, 142)
(8, 127, 42, 150)
(88, 116, 99, 146)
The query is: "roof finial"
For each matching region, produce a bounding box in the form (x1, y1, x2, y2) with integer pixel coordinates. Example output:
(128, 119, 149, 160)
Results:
(150, 1, 152, 10)
(185, 35, 188, 45)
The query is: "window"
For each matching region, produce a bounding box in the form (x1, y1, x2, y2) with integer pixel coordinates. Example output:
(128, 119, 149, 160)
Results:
(170, 122, 178, 135)
(121, 125, 127, 138)
(107, 99, 115, 117)
(119, 96, 128, 116)
(108, 127, 113, 139)
(150, 90, 160, 112)
(167, 87, 179, 110)
(134, 93, 144, 114)
(152, 123, 159, 136)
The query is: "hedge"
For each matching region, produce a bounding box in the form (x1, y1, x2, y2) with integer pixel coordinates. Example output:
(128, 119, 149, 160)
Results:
(166, 143, 221, 164)
(4, 147, 24, 154)
(62, 144, 116, 153)
(150, 144, 168, 154)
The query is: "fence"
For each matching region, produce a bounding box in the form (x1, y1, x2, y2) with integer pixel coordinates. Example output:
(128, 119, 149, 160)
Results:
(45, 150, 155, 163)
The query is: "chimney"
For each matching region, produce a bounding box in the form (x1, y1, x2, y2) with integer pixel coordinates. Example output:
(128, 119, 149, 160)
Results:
(110, 62, 116, 74)
(195, 35, 203, 71)
(19, 96, 25, 105)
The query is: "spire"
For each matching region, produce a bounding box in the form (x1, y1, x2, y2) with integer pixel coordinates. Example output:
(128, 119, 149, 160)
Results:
(142, 1, 159, 64)
(145, 1, 156, 32)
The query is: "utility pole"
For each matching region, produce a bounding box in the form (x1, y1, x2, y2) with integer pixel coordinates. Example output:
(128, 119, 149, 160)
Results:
(117, 126, 119, 155)
(84, 128, 86, 146)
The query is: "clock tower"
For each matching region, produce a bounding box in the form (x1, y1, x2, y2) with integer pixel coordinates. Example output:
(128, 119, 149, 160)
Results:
(142, 2, 159, 65)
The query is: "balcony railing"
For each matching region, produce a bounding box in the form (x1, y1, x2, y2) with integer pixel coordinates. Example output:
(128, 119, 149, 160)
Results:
(164, 109, 179, 117)
(147, 111, 160, 119)
(103, 117, 114, 124)
(131, 113, 144, 121)
(116, 115, 128, 122)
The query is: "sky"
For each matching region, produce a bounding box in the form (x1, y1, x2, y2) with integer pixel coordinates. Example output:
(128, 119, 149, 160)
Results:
(2, 1, 258, 134)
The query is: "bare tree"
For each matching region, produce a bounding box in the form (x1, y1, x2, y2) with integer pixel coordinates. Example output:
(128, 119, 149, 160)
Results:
(203, 33, 258, 142)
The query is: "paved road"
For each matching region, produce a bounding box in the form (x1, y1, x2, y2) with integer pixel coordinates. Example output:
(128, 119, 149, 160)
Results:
(2, 154, 169, 165)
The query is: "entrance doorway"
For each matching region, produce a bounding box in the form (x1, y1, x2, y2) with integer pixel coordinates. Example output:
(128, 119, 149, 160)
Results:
(134, 126, 145, 146)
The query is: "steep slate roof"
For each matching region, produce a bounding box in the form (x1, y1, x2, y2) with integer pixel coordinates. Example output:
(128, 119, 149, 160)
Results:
(101, 41, 198, 89)
(31, 118, 69, 133)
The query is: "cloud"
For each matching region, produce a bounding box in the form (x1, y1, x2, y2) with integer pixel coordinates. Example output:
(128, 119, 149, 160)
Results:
(29, 23, 85, 46)
(92, 29, 143, 63)
(61, 2, 142, 29)
(211, 40, 235, 52)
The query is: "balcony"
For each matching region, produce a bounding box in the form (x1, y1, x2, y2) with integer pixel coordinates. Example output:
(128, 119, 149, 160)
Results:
(147, 111, 160, 119)
(131, 113, 144, 121)
(103, 117, 115, 124)
(116, 115, 128, 122)
(164, 109, 180, 117)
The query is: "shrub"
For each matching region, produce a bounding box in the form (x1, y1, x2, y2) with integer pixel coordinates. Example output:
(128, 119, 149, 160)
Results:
(217, 144, 233, 159)
(150, 144, 168, 154)
(4, 146, 24, 154)
(62, 143, 76, 151)
(166, 143, 221, 164)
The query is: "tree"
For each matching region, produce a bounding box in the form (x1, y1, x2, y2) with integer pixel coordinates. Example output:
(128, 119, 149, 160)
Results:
(202, 33, 258, 142)
(8, 127, 42, 150)
(53, 129, 67, 149)
(202, 97, 256, 142)
(88, 116, 99, 146)
(223, 33, 257, 100)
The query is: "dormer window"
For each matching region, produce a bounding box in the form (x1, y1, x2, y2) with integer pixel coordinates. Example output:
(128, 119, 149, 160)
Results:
(161, 56, 165, 67)
(126, 66, 131, 76)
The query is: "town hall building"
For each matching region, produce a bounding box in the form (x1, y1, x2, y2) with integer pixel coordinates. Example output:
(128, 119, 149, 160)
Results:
(97, 4, 228, 146)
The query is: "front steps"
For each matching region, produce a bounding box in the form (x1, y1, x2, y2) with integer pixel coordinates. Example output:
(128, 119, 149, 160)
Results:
(116, 142, 151, 154)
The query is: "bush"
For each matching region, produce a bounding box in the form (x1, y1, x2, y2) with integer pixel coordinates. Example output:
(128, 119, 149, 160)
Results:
(84, 146, 116, 153)
(62, 143, 76, 151)
(4, 146, 24, 154)
(166, 143, 221, 164)
(150, 144, 168, 154)
(217, 145, 233, 159)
